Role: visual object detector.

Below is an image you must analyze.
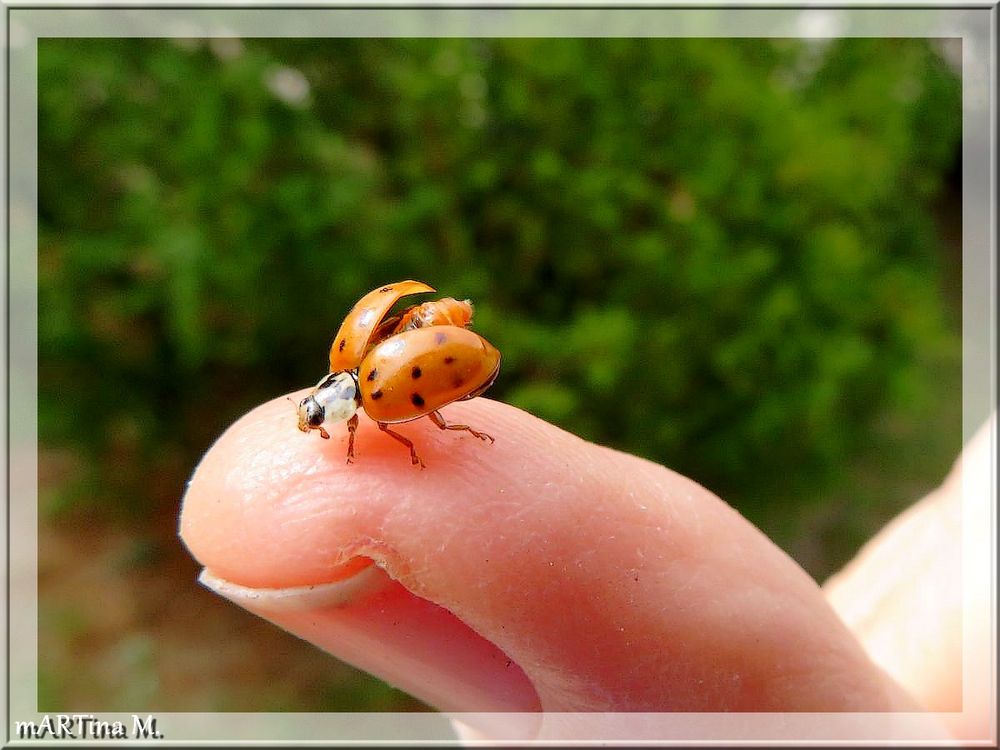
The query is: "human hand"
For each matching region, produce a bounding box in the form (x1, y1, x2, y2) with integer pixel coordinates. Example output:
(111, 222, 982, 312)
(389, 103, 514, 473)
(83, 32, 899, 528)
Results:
(178, 394, 986, 740)
(822, 416, 992, 743)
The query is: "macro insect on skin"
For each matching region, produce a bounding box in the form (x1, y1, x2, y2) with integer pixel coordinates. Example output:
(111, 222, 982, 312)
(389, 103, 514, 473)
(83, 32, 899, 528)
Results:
(295, 281, 501, 468)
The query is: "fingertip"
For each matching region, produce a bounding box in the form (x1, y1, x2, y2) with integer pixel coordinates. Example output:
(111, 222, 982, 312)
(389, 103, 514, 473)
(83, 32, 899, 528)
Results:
(177, 393, 559, 588)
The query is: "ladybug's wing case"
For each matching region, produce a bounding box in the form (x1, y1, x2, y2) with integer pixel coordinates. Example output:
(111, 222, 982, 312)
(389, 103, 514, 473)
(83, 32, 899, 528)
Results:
(328, 281, 435, 373)
(358, 325, 501, 424)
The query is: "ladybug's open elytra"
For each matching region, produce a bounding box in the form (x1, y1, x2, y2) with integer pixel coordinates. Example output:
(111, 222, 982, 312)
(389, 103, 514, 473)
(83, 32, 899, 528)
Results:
(295, 281, 500, 468)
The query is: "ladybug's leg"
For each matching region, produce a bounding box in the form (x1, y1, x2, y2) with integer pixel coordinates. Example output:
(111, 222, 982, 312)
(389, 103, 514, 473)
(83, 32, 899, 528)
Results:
(377, 422, 426, 469)
(428, 410, 495, 444)
(346, 413, 359, 464)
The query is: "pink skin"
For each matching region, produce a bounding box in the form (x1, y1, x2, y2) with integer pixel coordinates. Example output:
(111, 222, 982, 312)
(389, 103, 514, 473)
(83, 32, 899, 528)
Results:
(823, 417, 994, 742)
(179, 393, 921, 717)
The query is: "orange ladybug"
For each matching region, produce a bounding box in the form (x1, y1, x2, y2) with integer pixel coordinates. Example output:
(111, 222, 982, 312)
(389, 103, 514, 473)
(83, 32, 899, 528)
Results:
(296, 281, 500, 467)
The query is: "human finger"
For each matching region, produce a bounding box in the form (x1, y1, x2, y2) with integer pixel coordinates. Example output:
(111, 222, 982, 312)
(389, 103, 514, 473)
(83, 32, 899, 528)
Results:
(179, 393, 918, 717)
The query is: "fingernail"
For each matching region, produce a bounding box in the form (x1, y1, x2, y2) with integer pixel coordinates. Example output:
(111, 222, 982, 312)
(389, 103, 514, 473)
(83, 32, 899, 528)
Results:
(198, 561, 390, 612)
(197, 559, 543, 722)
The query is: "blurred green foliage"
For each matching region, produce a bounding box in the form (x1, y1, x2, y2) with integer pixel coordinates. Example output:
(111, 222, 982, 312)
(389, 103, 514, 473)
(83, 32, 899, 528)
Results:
(39, 36, 960, 549)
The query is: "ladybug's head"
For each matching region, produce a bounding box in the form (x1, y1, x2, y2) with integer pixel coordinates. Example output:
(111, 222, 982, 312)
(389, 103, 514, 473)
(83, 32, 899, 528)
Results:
(296, 371, 360, 437)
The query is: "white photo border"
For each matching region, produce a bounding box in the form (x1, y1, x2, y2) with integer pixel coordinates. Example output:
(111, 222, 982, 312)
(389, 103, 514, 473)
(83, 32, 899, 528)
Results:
(4, 3, 996, 745)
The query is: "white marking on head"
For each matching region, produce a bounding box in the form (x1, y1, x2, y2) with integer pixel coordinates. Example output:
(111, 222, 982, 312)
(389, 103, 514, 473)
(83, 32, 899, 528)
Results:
(313, 371, 358, 424)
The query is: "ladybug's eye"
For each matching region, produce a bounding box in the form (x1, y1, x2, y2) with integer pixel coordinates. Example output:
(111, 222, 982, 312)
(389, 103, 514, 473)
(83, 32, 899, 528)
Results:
(305, 401, 325, 426)
(296, 395, 325, 433)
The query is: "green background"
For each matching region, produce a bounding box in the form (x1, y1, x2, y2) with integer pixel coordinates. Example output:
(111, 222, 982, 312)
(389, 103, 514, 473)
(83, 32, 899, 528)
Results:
(37, 37, 962, 712)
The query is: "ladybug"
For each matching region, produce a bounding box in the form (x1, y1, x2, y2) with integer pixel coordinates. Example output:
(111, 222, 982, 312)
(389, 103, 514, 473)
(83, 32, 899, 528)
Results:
(295, 281, 500, 467)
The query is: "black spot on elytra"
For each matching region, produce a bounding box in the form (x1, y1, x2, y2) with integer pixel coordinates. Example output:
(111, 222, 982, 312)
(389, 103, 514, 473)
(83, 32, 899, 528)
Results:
(411, 393, 425, 408)
(366, 369, 378, 382)
(370, 390, 384, 400)
(435, 332, 447, 345)
(380, 286, 392, 292)
(443, 356, 455, 365)
(411, 366, 422, 379)
(452, 375, 466, 389)
(338, 338, 346, 352)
